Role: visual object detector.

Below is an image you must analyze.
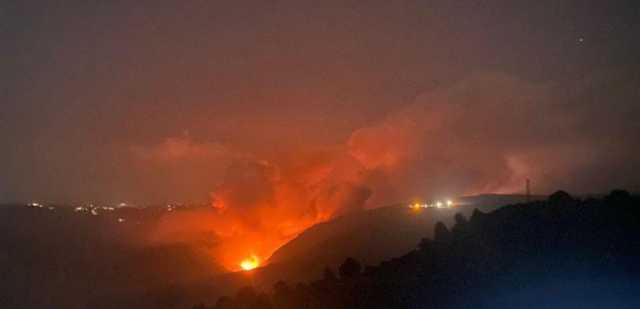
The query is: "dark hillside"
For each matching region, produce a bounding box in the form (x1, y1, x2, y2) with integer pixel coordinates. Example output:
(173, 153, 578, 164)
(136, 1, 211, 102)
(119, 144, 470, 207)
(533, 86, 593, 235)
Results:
(200, 190, 640, 308)
(264, 194, 539, 285)
(0, 205, 220, 309)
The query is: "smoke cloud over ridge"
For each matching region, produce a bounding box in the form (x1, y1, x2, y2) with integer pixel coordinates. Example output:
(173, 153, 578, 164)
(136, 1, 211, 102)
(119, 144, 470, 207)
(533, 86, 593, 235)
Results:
(3, 0, 639, 272)
(135, 71, 639, 270)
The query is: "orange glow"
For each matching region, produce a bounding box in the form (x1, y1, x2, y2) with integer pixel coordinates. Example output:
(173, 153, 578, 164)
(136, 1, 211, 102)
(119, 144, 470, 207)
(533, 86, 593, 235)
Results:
(409, 203, 422, 211)
(240, 255, 259, 271)
(143, 144, 371, 272)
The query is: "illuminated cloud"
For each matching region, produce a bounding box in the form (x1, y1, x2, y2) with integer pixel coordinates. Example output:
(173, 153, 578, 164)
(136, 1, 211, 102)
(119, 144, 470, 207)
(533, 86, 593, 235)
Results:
(140, 70, 640, 270)
(349, 71, 640, 203)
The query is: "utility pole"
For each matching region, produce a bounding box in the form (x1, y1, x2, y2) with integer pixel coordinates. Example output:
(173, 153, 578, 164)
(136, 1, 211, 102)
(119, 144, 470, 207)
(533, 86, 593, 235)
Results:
(526, 178, 531, 202)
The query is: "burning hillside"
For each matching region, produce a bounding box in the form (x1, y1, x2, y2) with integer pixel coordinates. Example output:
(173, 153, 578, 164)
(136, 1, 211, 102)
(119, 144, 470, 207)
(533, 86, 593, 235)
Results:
(141, 72, 638, 273)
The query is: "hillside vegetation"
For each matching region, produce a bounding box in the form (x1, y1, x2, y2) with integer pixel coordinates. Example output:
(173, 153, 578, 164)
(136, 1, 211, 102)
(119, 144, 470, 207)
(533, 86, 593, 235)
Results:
(197, 190, 640, 309)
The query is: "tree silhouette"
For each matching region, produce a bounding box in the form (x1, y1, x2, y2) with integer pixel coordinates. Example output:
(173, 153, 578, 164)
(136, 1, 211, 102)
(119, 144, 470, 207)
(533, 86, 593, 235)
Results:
(469, 208, 486, 224)
(454, 213, 467, 226)
(214, 296, 233, 309)
(201, 191, 640, 309)
(339, 257, 362, 279)
(323, 267, 337, 282)
(606, 189, 632, 205)
(272, 281, 293, 309)
(548, 190, 573, 204)
(434, 221, 451, 242)
(418, 237, 432, 250)
(452, 213, 468, 235)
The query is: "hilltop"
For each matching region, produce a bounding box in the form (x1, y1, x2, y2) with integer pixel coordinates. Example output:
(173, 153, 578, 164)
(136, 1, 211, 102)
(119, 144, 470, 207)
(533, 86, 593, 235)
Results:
(200, 194, 541, 299)
(200, 190, 640, 308)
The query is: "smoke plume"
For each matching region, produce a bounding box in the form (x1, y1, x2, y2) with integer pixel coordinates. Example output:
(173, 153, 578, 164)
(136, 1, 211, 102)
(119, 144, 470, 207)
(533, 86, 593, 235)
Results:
(138, 70, 640, 270)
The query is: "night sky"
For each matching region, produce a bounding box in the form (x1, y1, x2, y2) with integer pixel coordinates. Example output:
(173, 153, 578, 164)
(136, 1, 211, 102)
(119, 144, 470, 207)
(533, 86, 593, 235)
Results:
(2, 0, 640, 205)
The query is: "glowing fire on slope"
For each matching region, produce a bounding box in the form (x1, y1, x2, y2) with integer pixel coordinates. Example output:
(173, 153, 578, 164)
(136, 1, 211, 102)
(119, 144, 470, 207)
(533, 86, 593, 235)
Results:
(240, 255, 260, 271)
(203, 157, 372, 272)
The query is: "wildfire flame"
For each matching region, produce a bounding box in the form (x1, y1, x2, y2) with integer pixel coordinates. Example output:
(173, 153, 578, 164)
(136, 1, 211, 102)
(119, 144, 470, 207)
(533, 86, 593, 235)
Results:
(240, 255, 260, 271)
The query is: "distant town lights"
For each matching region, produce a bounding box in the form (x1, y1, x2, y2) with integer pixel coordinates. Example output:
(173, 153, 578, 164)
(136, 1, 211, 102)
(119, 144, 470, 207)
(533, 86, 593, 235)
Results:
(408, 199, 454, 210)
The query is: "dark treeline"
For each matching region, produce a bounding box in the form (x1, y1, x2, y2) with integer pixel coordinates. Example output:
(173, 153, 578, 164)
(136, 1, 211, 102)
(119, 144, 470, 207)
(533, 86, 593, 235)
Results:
(195, 190, 640, 308)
